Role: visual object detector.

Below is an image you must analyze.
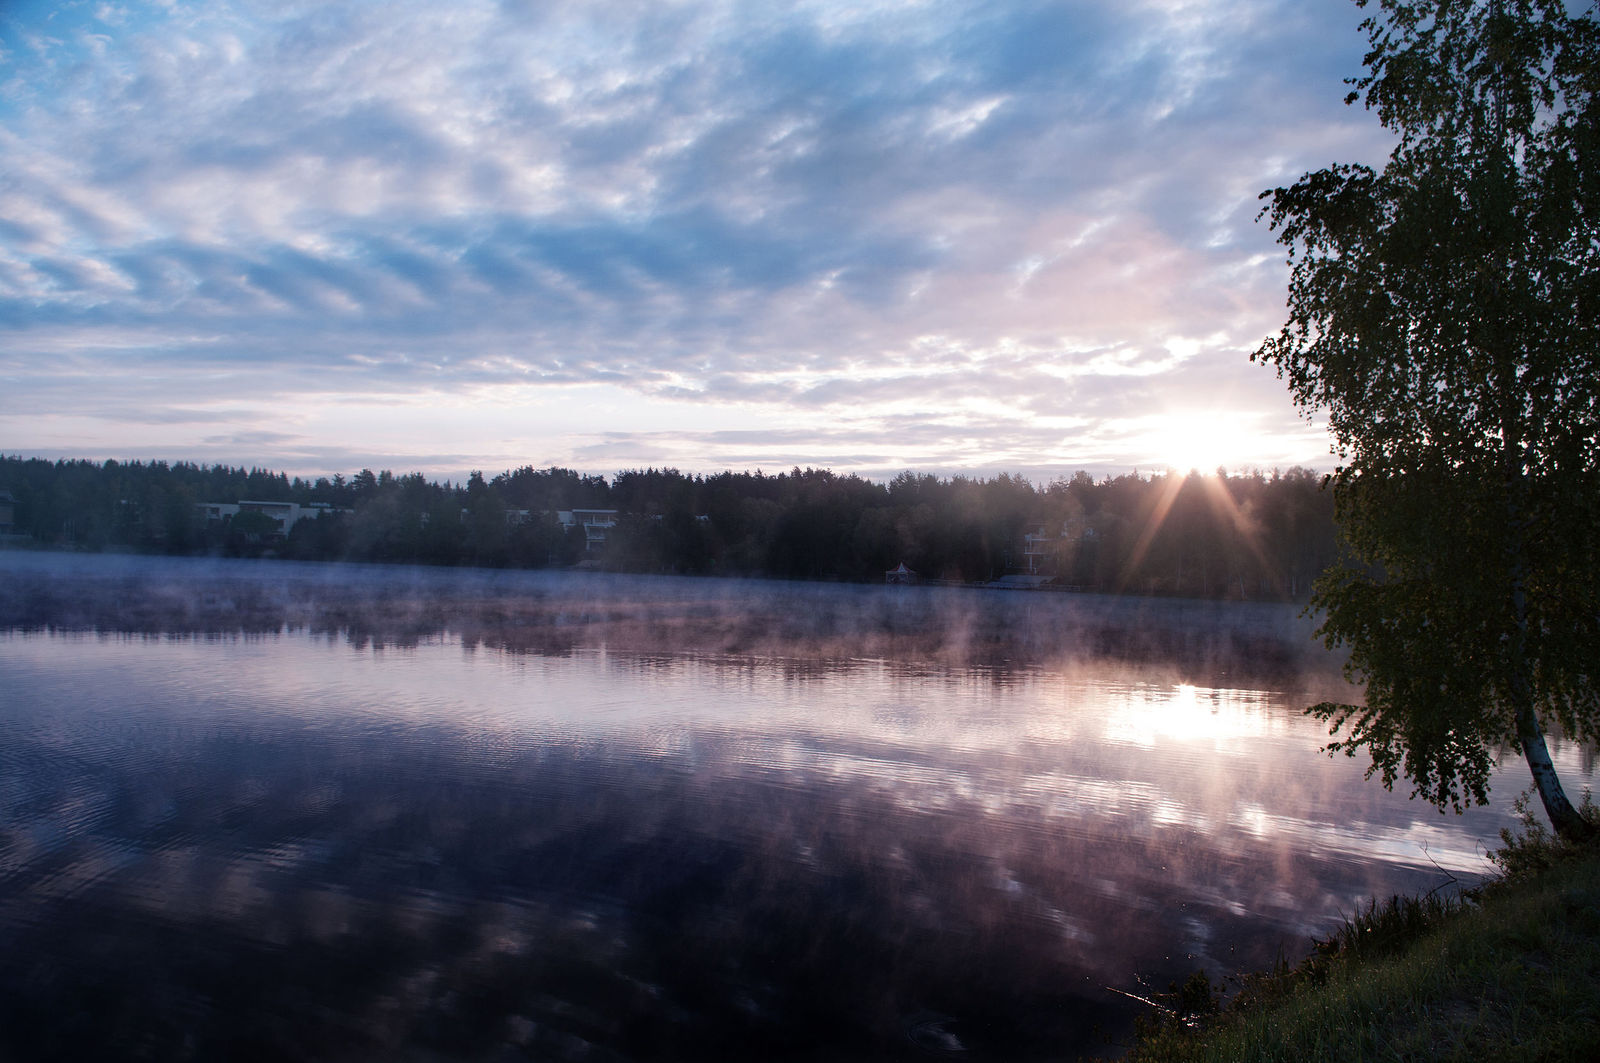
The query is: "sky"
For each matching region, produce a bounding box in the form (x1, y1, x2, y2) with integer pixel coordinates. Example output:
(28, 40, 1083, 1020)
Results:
(0, 0, 1394, 484)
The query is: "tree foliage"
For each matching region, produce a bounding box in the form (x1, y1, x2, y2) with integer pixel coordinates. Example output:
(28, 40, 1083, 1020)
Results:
(1256, 0, 1599, 836)
(0, 455, 1337, 600)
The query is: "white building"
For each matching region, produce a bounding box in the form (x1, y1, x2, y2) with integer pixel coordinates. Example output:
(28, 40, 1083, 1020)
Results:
(555, 508, 618, 552)
(196, 500, 343, 538)
(1021, 522, 1054, 575)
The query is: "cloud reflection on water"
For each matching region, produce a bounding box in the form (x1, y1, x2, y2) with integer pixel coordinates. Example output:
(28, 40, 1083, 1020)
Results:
(0, 553, 1588, 1061)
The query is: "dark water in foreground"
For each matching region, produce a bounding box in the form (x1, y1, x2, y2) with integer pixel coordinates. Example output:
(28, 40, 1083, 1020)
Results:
(1, 554, 1590, 1061)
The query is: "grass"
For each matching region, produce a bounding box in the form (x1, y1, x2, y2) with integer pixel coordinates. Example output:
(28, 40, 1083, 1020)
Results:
(1121, 797, 1600, 1063)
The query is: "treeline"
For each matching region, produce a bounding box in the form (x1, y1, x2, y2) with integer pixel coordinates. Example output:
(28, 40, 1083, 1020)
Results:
(0, 456, 1337, 600)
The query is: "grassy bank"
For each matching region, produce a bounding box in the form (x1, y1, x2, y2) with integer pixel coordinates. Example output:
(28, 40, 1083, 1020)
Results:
(1125, 808, 1600, 1063)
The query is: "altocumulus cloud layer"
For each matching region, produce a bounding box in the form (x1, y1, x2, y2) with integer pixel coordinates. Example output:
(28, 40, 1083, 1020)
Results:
(0, 0, 1391, 479)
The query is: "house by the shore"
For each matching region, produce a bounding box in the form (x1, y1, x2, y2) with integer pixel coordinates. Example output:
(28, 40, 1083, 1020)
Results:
(195, 500, 345, 540)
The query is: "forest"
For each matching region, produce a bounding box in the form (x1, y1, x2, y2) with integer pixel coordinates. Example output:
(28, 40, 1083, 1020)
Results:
(0, 456, 1337, 600)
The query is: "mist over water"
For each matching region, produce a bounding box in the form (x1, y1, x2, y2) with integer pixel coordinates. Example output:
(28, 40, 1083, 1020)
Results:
(1, 553, 1588, 1060)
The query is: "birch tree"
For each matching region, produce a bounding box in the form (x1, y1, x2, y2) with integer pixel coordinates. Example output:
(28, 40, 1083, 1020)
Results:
(1256, 0, 1600, 839)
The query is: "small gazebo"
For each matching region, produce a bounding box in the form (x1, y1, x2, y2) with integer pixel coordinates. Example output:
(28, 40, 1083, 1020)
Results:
(885, 561, 919, 585)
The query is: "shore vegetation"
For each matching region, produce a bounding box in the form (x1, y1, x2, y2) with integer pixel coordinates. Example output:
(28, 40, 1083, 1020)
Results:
(1124, 800, 1600, 1062)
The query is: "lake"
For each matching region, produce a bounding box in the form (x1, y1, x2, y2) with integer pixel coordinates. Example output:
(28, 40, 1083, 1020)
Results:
(1, 553, 1589, 1061)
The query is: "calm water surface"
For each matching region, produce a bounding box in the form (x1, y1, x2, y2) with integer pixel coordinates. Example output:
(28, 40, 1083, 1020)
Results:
(0, 554, 1589, 1061)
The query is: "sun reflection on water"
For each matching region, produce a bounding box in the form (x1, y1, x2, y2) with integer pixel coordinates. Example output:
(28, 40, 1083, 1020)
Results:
(0, 556, 1591, 1063)
(1100, 680, 1278, 749)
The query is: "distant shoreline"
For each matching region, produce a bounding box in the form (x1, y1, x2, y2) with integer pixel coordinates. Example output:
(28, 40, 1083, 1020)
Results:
(0, 457, 1338, 601)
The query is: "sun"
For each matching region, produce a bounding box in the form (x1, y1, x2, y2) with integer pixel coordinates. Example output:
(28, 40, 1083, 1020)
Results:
(1135, 411, 1257, 475)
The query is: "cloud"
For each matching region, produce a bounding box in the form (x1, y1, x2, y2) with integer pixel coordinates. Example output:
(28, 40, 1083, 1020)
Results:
(200, 430, 300, 447)
(0, 0, 1386, 479)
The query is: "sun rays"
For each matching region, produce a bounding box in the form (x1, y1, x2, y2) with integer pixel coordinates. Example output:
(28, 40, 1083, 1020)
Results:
(1117, 471, 1283, 598)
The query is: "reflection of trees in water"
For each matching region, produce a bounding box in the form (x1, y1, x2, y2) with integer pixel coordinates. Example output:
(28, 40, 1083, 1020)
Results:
(0, 555, 1369, 1059)
(1, 711, 1413, 1063)
(0, 556, 1335, 682)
